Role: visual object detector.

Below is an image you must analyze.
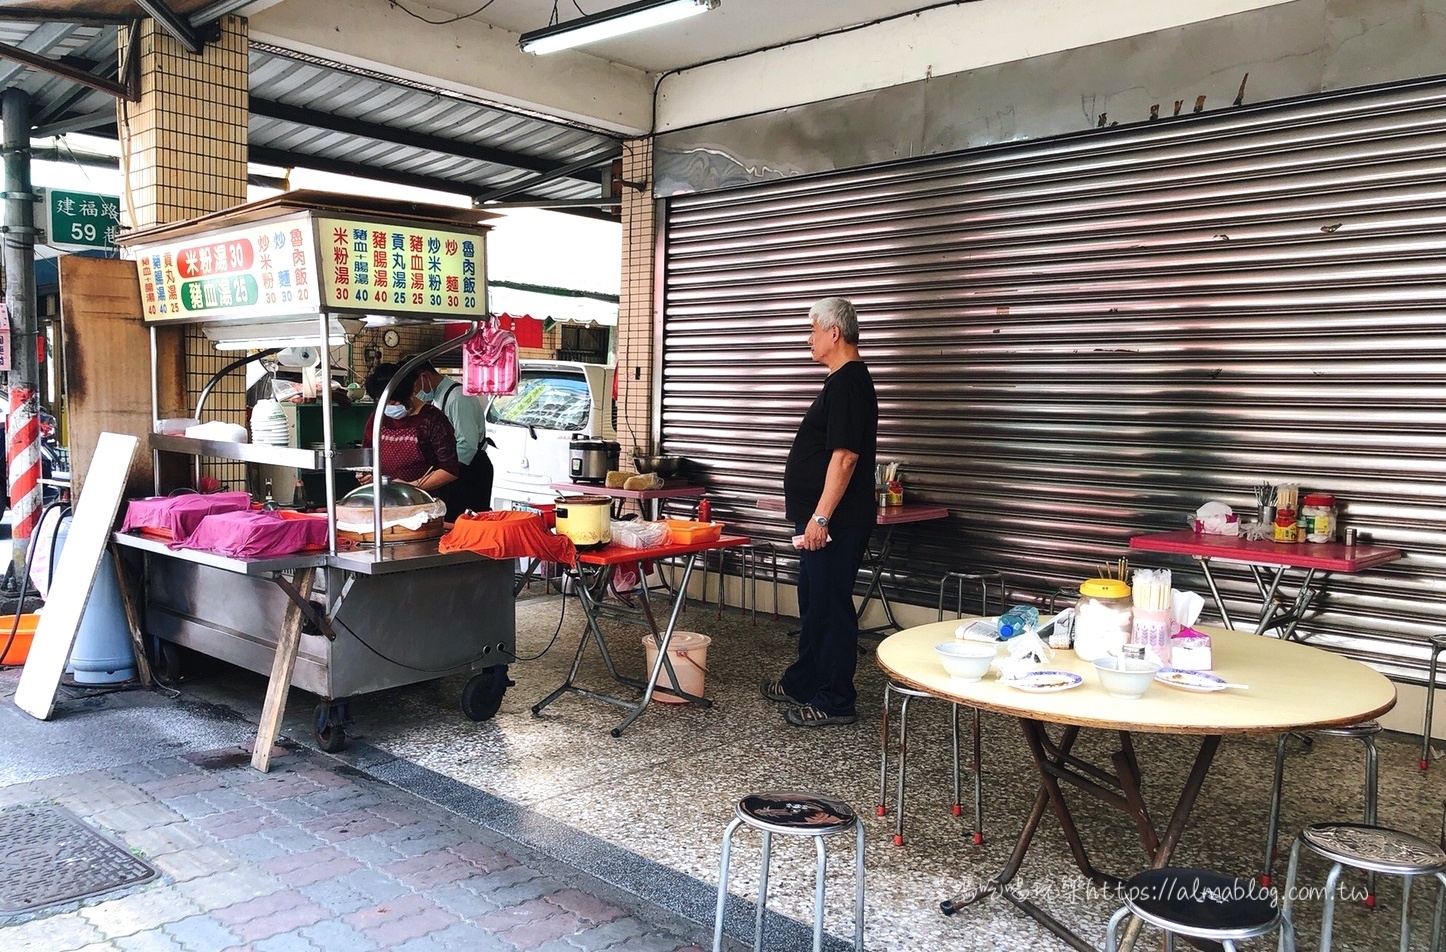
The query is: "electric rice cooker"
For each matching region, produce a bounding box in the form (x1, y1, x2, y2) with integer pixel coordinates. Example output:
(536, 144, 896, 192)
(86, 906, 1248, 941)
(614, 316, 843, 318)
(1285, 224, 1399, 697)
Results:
(569, 435, 620, 483)
(554, 495, 612, 548)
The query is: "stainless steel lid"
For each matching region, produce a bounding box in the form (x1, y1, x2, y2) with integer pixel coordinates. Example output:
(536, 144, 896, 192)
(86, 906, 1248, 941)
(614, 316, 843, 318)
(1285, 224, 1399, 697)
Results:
(338, 477, 437, 508)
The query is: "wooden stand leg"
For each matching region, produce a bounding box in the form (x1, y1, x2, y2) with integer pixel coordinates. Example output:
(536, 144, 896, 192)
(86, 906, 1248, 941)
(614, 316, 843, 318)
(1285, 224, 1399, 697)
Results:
(110, 543, 153, 690)
(251, 567, 316, 772)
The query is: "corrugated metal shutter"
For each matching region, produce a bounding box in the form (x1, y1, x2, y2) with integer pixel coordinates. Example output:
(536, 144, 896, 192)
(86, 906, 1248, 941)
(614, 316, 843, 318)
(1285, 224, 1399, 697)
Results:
(659, 76, 1446, 678)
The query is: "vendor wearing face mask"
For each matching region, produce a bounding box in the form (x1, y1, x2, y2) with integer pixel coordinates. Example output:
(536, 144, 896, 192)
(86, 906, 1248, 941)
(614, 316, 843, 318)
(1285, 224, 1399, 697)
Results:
(411, 358, 494, 520)
(360, 362, 460, 496)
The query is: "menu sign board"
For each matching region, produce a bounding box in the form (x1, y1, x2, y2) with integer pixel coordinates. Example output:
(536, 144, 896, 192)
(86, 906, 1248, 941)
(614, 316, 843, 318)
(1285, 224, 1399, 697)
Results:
(316, 217, 485, 316)
(133, 213, 320, 323)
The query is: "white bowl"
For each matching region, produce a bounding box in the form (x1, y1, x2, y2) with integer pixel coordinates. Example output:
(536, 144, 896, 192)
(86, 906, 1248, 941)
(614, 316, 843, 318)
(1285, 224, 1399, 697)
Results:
(1092, 656, 1162, 699)
(935, 642, 998, 682)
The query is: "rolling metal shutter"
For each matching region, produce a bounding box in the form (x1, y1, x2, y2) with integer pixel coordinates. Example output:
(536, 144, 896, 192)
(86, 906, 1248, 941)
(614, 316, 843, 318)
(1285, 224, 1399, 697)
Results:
(658, 76, 1446, 678)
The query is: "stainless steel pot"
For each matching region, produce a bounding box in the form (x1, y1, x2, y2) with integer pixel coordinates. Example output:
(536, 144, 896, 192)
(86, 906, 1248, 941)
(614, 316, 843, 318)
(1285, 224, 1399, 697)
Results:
(554, 495, 612, 548)
(568, 436, 620, 483)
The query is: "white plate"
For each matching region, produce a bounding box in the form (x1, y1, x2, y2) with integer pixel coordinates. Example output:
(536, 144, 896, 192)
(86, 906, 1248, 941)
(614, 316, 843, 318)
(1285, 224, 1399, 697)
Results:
(1155, 668, 1228, 692)
(1002, 669, 1083, 693)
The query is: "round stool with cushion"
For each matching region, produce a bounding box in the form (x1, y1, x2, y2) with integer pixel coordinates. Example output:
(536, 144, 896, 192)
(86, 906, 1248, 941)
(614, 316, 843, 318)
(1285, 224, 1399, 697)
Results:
(712, 791, 865, 952)
(1281, 822, 1446, 952)
(1104, 867, 1290, 951)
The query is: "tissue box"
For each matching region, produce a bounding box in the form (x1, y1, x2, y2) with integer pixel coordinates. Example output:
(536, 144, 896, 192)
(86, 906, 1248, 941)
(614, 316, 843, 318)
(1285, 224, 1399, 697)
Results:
(1170, 629, 1212, 670)
(1191, 514, 1240, 535)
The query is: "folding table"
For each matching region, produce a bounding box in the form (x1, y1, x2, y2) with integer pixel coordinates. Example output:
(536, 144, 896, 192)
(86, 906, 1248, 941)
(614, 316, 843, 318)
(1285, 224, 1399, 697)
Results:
(876, 618, 1396, 951)
(1129, 529, 1402, 638)
(531, 533, 749, 736)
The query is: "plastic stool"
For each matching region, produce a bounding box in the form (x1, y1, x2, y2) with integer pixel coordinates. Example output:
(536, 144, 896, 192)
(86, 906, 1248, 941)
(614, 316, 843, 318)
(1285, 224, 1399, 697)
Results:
(877, 681, 982, 846)
(715, 542, 780, 626)
(712, 791, 865, 952)
(936, 570, 1006, 621)
(1104, 867, 1290, 951)
(1421, 634, 1446, 770)
(1281, 822, 1446, 952)
(1262, 721, 1379, 903)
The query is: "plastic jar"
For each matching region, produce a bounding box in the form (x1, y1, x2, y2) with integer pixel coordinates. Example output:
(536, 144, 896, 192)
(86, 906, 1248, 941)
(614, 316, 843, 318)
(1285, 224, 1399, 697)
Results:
(1073, 578, 1133, 662)
(1302, 493, 1337, 543)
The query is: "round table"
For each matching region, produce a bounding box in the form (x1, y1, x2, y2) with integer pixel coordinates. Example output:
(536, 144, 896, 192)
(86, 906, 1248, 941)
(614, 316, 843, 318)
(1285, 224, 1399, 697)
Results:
(876, 619, 1396, 951)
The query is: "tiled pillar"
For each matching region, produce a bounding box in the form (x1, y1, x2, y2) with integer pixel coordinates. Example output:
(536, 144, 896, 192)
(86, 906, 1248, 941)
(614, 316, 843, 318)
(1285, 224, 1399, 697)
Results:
(617, 137, 655, 465)
(117, 15, 250, 489)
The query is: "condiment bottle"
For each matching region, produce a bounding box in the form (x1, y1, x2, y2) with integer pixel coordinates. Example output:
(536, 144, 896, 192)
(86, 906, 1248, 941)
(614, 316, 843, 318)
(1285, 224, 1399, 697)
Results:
(1273, 508, 1299, 543)
(697, 496, 710, 522)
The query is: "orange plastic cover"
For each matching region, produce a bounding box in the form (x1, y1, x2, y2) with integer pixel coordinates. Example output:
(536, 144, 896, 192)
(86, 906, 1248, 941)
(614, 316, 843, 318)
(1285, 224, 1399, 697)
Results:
(439, 510, 577, 563)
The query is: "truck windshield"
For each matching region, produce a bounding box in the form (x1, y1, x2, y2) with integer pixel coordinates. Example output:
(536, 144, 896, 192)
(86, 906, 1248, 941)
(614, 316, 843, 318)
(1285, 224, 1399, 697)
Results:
(486, 370, 591, 431)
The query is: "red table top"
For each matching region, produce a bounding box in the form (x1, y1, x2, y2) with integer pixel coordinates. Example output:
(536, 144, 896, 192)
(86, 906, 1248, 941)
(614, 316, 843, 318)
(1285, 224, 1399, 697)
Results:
(575, 534, 750, 566)
(1129, 528, 1403, 572)
(755, 496, 948, 526)
(552, 481, 706, 501)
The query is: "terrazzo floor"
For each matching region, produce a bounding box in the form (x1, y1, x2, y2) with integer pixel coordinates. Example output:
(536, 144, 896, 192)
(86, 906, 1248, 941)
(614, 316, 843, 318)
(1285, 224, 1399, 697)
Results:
(185, 582, 1446, 951)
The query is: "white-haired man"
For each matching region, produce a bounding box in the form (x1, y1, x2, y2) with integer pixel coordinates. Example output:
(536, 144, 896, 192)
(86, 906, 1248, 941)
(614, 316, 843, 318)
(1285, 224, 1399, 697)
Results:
(762, 297, 878, 727)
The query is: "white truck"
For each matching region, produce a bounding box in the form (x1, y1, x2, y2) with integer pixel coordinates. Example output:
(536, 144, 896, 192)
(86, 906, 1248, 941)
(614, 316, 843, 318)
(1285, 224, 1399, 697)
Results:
(485, 359, 618, 511)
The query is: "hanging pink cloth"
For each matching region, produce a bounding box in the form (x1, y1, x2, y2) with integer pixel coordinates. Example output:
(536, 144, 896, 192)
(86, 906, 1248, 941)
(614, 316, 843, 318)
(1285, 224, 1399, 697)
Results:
(462, 318, 519, 396)
(121, 491, 253, 540)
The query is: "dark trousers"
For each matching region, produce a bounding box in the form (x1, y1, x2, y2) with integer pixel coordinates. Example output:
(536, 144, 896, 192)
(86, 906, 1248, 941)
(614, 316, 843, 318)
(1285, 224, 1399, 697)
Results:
(779, 523, 872, 716)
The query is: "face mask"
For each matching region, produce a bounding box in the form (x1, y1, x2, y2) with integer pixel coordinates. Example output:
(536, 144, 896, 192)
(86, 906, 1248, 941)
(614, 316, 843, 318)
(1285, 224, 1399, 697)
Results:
(383, 403, 408, 419)
(416, 387, 435, 402)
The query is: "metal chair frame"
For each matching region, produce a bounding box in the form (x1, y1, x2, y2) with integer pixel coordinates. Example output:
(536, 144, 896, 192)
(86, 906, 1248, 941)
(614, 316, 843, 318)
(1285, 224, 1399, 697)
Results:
(1421, 634, 1446, 770)
(1262, 722, 1380, 904)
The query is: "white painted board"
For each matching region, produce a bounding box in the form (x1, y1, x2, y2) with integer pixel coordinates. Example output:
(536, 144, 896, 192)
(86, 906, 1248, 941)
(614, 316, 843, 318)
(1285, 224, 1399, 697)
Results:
(15, 432, 138, 720)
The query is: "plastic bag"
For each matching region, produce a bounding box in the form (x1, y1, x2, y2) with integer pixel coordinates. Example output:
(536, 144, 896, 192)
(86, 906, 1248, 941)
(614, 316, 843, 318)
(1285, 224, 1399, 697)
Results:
(462, 318, 519, 396)
(611, 519, 669, 549)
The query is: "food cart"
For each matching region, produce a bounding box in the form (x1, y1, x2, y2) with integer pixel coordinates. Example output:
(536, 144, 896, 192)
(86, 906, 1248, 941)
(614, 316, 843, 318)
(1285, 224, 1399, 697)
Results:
(113, 192, 515, 755)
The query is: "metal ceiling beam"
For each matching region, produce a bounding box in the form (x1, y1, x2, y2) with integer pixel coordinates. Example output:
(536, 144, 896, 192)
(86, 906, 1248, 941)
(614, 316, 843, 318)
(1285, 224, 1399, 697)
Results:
(134, 0, 204, 54)
(0, 10, 132, 25)
(473, 148, 619, 204)
(0, 39, 132, 100)
(248, 97, 604, 185)
(247, 145, 615, 222)
(33, 107, 115, 137)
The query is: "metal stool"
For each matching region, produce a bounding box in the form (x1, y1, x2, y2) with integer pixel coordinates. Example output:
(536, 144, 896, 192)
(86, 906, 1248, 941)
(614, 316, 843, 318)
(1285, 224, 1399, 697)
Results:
(870, 569, 1007, 847)
(877, 681, 982, 846)
(1281, 823, 1446, 952)
(936, 569, 1006, 620)
(1262, 721, 1380, 903)
(712, 791, 865, 952)
(1105, 867, 1290, 951)
(1420, 634, 1446, 770)
(714, 542, 780, 626)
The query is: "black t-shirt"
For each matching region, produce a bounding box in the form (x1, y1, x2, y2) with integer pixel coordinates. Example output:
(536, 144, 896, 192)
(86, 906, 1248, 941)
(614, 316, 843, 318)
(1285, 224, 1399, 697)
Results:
(783, 360, 878, 529)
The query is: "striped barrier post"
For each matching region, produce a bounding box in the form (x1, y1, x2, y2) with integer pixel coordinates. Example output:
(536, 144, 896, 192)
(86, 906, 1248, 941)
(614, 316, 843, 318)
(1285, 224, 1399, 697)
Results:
(7, 385, 41, 582)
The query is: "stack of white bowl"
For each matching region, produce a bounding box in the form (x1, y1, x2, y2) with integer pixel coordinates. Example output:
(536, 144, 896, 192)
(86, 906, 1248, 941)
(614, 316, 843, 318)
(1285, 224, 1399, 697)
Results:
(250, 399, 290, 446)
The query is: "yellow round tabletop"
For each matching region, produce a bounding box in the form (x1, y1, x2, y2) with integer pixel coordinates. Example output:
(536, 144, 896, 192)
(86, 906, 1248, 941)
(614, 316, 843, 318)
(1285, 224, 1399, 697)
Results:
(875, 620, 1396, 735)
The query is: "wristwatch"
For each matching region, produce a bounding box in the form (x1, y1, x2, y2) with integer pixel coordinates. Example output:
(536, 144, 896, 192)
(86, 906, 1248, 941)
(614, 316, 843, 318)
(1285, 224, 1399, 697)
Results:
(812, 513, 829, 528)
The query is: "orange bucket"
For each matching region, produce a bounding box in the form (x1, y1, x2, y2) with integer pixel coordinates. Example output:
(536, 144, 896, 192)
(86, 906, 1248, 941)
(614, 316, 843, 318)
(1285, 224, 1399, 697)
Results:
(0, 613, 40, 665)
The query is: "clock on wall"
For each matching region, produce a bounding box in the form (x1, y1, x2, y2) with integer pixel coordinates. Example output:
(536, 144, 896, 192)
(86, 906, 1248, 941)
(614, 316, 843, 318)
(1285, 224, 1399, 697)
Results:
(382, 329, 400, 348)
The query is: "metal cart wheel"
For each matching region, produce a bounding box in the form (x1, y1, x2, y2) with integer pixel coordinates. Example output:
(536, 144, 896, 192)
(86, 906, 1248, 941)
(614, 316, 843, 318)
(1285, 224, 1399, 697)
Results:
(462, 665, 511, 721)
(314, 700, 350, 753)
(153, 640, 183, 687)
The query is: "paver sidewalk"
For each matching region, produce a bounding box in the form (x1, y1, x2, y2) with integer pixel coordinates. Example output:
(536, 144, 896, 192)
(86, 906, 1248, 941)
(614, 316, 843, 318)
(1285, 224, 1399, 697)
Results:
(0, 736, 710, 952)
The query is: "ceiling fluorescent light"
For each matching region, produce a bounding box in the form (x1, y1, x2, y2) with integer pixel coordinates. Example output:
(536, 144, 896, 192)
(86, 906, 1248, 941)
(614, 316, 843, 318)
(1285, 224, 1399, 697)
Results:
(519, 0, 720, 55)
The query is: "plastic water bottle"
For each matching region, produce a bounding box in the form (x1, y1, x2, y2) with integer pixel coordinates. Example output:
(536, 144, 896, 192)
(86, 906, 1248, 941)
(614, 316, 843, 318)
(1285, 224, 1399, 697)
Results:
(997, 604, 1041, 639)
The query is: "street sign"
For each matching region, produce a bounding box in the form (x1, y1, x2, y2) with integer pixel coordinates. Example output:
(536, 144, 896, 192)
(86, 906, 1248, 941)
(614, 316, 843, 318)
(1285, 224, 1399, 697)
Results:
(0, 303, 9, 371)
(41, 188, 121, 252)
